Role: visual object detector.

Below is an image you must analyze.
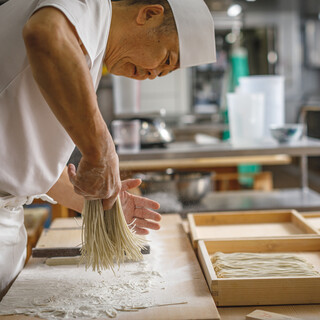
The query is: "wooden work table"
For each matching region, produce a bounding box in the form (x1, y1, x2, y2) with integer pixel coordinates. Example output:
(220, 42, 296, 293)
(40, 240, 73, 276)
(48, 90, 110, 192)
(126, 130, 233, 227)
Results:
(218, 305, 320, 319)
(1, 214, 320, 319)
(0, 215, 219, 320)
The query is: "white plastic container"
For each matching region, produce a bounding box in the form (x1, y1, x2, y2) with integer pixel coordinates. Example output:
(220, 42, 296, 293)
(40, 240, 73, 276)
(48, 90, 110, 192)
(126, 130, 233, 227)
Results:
(227, 93, 265, 147)
(238, 75, 285, 138)
(111, 119, 141, 153)
(112, 76, 140, 115)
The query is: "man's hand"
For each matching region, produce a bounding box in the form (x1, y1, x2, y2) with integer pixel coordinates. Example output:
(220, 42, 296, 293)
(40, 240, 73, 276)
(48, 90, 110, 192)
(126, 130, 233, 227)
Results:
(106, 179, 161, 235)
(68, 152, 121, 209)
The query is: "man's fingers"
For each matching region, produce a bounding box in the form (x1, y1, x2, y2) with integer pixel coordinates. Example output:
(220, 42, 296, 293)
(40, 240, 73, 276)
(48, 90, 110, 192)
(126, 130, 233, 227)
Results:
(121, 179, 142, 191)
(67, 163, 77, 185)
(133, 196, 160, 210)
(132, 217, 160, 231)
(102, 195, 119, 210)
(132, 208, 161, 222)
(68, 163, 96, 199)
(132, 226, 149, 235)
(73, 185, 86, 196)
(72, 181, 98, 199)
(68, 162, 120, 203)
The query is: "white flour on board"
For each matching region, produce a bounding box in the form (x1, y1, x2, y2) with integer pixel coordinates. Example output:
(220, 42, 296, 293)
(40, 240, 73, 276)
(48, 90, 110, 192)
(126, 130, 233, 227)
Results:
(0, 260, 181, 319)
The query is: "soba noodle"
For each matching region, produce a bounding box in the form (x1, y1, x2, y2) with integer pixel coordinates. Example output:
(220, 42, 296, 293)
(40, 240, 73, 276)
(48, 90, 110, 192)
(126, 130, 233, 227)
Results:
(211, 252, 320, 278)
(81, 197, 145, 272)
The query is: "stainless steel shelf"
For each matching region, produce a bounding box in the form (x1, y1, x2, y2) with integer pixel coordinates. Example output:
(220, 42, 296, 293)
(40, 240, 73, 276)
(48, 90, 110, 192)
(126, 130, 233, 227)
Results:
(180, 188, 320, 214)
(118, 138, 320, 161)
(119, 137, 320, 212)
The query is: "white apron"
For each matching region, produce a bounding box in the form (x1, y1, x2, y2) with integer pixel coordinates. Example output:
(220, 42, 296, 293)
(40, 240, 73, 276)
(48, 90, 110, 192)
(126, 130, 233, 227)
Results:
(0, 194, 55, 295)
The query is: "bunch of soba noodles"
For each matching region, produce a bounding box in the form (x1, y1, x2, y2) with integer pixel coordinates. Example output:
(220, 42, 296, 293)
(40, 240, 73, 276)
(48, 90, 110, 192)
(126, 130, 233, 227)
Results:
(81, 196, 145, 272)
(211, 252, 320, 278)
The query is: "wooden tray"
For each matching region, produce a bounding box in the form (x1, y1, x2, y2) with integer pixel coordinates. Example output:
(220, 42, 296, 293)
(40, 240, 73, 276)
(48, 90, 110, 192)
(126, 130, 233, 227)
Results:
(188, 210, 319, 248)
(197, 237, 320, 306)
(301, 212, 320, 232)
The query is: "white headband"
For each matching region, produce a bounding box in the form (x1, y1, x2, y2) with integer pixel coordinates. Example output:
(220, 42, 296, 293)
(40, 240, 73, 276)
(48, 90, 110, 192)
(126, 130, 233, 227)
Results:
(167, 0, 216, 68)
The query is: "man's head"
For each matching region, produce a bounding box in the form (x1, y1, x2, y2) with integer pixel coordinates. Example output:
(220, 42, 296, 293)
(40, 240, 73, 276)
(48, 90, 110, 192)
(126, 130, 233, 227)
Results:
(105, 0, 179, 80)
(105, 0, 215, 80)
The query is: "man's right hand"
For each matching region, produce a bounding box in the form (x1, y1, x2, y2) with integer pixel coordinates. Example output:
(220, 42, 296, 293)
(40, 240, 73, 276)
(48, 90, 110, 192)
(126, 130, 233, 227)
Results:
(67, 151, 121, 210)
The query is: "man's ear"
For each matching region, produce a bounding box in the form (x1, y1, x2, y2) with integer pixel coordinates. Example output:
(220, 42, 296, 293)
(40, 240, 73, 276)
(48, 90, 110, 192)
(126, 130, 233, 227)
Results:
(136, 5, 164, 25)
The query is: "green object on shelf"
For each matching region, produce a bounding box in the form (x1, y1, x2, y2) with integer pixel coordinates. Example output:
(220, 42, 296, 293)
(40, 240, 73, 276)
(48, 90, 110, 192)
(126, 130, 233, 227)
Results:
(222, 109, 230, 141)
(227, 46, 259, 188)
(238, 164, 262, 188)
(230, 48, 249, 89)
(223, 47, 250, 141)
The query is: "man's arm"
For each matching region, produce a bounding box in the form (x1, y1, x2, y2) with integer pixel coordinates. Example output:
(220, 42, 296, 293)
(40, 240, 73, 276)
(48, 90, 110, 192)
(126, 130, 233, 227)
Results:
(23, 7, 121, 208)
(47, 166, 84, 213)
(47, 168, 161, 235)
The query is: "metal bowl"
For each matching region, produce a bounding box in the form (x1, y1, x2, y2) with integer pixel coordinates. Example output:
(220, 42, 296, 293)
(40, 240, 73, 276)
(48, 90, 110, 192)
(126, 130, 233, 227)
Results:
(270, 124, 304, 143)
(175, 172, 213, 204)
(135, 171, 213, 205)
(135, 171, 176, 195)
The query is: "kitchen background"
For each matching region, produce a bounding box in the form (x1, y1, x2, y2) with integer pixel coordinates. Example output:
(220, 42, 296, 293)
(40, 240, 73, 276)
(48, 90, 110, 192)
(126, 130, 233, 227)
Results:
(2, 0, 320, 213)
(1, 0, 320, 136)
(95, 0, 320, 195)
(98, 0, 320, 125)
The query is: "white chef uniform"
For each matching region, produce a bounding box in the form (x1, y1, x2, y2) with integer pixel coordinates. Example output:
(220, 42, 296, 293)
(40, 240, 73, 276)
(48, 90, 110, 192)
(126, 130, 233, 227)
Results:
(0, 0, 111, 294)
(0, 194, 56, 295)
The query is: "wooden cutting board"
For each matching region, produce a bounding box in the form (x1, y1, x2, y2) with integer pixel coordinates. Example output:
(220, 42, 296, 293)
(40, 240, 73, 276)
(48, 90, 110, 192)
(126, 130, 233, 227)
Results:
(33, 218, 150, 257)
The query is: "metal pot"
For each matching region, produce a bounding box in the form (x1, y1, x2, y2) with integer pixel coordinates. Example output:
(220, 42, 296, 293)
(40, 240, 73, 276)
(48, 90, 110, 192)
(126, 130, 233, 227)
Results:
(139, 118, 174, 147)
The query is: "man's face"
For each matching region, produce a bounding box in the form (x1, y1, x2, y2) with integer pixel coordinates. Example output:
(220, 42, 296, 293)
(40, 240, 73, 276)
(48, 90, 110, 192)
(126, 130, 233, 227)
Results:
(106, 30, 179, 80)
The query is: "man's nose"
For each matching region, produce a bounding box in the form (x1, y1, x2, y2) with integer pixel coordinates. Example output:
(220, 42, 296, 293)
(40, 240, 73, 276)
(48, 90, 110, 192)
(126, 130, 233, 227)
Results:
(147, 68, 160, 79)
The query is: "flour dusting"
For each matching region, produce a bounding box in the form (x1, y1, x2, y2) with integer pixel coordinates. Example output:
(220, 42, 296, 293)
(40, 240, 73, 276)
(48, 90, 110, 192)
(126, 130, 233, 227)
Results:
(0, 261, 166, 319)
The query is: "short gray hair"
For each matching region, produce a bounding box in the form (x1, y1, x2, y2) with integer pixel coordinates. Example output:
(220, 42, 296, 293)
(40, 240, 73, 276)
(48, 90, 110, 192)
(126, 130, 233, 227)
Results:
(112, 0, 177, 34)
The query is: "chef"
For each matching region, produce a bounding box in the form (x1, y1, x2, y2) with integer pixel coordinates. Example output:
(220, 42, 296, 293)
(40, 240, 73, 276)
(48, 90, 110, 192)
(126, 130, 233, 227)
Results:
(0, 0, 216, 297)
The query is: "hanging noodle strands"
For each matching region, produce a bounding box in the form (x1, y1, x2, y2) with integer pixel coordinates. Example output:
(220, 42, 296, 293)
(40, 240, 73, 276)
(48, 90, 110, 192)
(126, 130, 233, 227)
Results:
(210, 252, 320, 278)
(81, 196, 145, 273)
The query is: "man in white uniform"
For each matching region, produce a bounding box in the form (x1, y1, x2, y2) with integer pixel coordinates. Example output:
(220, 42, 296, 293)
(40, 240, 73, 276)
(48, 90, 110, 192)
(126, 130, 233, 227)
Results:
(0, 0, 215, 297)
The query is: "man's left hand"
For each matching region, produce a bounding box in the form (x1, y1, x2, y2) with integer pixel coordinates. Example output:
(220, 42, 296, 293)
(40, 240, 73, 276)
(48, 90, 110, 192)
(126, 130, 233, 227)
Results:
(103, 179, 161, 235)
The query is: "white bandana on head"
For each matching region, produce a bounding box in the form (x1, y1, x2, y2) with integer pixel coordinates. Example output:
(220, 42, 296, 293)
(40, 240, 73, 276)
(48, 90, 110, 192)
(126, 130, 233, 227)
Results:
(167, 0, 216, 68)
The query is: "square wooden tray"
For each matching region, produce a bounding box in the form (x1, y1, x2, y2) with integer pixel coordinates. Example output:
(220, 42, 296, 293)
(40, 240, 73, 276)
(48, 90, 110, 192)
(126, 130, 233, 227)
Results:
(302, 212, 320, 232)
(188, 210, 319, 248)
(197, 237, 320, 306)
